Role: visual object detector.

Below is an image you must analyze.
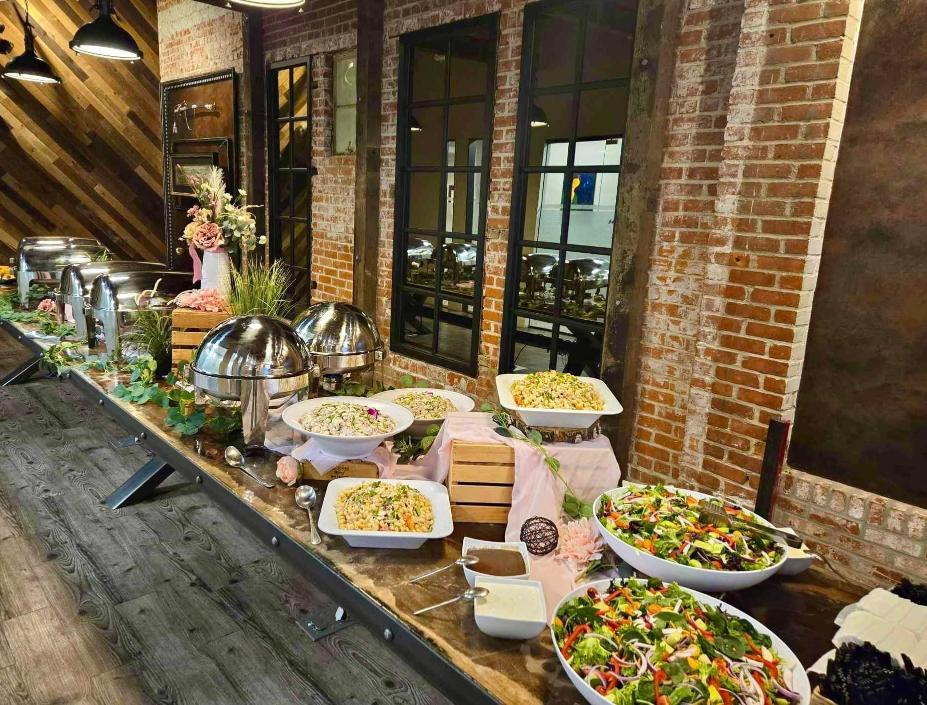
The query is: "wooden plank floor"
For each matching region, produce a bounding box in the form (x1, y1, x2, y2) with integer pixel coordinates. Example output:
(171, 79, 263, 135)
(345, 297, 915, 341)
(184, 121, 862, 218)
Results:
(0, 338, 452, 704)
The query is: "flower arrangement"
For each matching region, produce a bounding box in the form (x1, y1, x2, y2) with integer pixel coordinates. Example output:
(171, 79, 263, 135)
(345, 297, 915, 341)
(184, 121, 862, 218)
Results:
(180, 166, 264, 266)
(555, 518, 605, 580)
(174, 288, 229, 313)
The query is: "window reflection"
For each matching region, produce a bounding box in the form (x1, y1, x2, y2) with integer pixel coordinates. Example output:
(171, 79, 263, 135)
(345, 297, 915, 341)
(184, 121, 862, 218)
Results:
(406, 236, 436, 287)
(441, 238, 478, 294)
(560, 253, 609, 322)
(437, 299, 474, 358)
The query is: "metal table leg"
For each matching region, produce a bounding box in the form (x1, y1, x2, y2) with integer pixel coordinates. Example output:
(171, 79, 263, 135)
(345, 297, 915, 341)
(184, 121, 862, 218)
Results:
(0, 355, 41, 386)
(104, 456, 176, 509)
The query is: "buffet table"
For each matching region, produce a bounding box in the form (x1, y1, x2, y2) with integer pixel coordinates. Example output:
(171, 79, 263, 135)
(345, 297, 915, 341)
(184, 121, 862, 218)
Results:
(0, 316, 865, 705)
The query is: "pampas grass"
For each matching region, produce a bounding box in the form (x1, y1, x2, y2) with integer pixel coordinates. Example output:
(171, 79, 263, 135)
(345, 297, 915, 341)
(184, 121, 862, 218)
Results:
(227, 261, 291, 319)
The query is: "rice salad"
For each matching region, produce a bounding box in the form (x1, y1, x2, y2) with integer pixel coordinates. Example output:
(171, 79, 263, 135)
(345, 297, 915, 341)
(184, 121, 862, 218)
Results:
(393, 391, 457, 419)
(335, 481, 434, 532)
(510, 370, 604, 411)
(300, 402, 395, 437)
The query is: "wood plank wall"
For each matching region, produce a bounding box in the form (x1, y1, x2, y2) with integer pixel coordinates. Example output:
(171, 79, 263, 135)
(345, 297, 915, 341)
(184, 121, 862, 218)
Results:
(0, 0, 163, 263)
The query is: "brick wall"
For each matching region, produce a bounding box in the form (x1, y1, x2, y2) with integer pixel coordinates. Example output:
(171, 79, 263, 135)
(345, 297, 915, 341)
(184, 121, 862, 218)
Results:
(264, 3, 358, 304)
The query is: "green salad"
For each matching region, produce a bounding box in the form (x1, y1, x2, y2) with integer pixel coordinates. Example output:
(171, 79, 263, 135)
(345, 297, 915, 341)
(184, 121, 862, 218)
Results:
(598, 485, 784, 572)
(553, 579, 802, 705)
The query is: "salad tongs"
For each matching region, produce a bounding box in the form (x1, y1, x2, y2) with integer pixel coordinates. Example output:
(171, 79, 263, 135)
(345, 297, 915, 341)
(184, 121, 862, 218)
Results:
(698, 502, 803, 548)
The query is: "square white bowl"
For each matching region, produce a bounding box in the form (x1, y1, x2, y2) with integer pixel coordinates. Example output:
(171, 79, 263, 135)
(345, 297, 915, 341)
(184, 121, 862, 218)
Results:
(495, 373, 623, 429)
(317, 477, 454, 549)
(473, 576, 547, 640)
(369, 387, 475, 437)
(461, 537, 530, 587)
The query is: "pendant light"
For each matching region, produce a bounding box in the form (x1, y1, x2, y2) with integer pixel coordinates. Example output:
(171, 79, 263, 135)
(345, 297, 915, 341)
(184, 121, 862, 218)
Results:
(2, 0, 60, 84)
(529, 103, 549, 128)
(70, 0, 142, 61)
(409, 114, 423, 132)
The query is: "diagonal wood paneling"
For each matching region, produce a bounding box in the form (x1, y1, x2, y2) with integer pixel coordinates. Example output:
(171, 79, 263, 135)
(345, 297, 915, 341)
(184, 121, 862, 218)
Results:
(0, 0, 163, 263)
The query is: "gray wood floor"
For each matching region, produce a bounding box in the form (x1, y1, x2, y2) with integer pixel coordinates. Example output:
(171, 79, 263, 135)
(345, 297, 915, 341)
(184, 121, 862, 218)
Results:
(0, 339, 452, 704)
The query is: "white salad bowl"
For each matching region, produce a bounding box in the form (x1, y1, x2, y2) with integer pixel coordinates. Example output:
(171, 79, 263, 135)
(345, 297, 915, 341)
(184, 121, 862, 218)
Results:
(495, 373, 623, 429)
(282, 396, 414, 460)
(550, 578, 811, 705)
(461, 537, 531, 587)
(593, 485, 788, 592)
(317, 477, 453, 549)
(369, 387, 474, 436)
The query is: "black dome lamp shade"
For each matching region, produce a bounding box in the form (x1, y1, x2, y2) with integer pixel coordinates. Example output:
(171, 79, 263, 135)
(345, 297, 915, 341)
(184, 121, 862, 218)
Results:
(2, 1, 60, 84)
(70, 0, 142, 61)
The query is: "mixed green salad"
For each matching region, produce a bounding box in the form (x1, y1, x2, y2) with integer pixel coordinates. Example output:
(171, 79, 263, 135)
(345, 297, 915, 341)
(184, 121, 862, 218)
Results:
(598, 485, 784, 572)
(553, 579, 802, 705)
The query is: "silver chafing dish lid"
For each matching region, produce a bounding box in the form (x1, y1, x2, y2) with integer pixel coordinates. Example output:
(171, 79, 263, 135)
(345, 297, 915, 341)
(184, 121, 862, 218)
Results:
(191, 316, 311, 380)
(292, 302, 382, 357)
(59, 261, 165, 297)
(89, 271, 192, 312)
(18, 237, 100, 256)
(19, 242, 110, 270)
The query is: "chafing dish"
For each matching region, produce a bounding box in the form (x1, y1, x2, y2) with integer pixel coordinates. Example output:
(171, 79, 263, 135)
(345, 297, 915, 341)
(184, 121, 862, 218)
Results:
(16, 237, 109, 308)
(520, 252, 557, 299)
(442, 242, 477, 287)
(562, 257, 609, 296)
(89, 270, 192, 355)
(292, 302, 384, 391)
(57, 261, 165, 343)
(191, 316, 312, 447)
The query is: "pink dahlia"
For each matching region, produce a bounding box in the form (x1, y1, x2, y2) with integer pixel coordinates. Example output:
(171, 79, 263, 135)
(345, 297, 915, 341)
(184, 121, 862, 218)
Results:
(555, 518, 605, 579)
(192, 221, 224, 252)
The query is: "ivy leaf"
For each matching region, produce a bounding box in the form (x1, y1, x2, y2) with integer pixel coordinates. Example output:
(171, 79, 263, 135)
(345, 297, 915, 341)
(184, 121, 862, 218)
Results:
(528, 429, 543, 444)
(562, 492, 593, 520)
(398, 374, 414, 388)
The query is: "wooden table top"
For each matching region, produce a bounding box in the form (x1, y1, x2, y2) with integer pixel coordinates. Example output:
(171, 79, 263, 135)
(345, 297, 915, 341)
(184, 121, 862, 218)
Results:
(2, 317, 865, 704)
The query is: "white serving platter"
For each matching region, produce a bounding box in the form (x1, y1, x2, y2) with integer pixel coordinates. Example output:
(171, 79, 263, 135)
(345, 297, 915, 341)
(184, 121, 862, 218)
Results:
(369, 387, 474, 436)
(495, 373, 622, 429)
(317, 477, 454, 549)
(282, 396, 414, 460)
(593, 484, 788, 592)
(550, 578, 811, 705)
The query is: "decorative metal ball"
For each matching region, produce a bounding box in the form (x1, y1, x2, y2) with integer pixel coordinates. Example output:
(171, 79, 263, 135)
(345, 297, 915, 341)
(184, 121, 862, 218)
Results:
(520, 516, 559, 556)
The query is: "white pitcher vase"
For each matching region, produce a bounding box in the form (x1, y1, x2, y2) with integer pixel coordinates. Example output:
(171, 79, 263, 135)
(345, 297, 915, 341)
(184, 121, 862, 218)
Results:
(201, 249, 232, 293)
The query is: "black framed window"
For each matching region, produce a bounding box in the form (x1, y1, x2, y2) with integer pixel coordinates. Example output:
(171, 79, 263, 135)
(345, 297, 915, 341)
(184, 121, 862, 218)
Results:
(391, 16, 498, 375)
(500, 0, 638, 376)
(269, 59, 313, 309)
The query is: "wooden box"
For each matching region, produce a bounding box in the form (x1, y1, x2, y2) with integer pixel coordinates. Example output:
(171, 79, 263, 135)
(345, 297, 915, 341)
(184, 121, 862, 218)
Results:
(447, 441, 516, 524)
(300, 460, 379, 482)
(171, 309, 231, 365)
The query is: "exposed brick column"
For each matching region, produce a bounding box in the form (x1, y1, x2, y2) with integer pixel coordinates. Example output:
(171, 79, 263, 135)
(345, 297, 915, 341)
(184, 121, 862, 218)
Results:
(679, 0, 865, 502)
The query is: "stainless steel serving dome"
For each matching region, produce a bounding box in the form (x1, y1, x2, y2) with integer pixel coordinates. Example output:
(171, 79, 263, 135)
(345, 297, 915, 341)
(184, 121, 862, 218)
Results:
(191, 316, 312, 447)
(16, 237, 110, 308)
(292, 302, 384, 375)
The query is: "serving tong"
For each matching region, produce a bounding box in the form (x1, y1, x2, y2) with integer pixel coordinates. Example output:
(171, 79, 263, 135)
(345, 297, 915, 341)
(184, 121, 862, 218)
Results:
(698, 501, 802, 548)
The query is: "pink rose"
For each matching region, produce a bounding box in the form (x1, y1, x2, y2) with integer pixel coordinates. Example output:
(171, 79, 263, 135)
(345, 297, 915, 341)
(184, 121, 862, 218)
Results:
(276, 456, 301, 486)
(192, 221, 224, 252)
(37, 298, 55, 313)
(186, 205, 200, 218)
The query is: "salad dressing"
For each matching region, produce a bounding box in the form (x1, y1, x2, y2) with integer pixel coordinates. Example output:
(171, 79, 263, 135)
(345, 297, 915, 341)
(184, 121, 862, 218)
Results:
(465, 548, 526, 577)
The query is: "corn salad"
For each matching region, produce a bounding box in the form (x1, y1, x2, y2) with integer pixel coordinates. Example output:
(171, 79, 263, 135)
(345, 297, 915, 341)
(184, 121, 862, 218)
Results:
(335, 481, 434, 532)
(393, 391, 457, 419)
(510, 371, 604, 411)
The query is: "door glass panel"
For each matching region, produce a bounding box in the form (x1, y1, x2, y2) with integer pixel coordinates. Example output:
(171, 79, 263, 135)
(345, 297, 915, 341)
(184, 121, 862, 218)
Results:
(577, 86, 629, 146)
(292, 120, 310, 169)
(523, 172, 565, 244)
(277, 69, 290, 116)
(511, 317, 555, 372)
(405, 235, 437, 287)
(276, 173, 292, 218)
(528, 93, 573, 166)
(560, 251, 609, 322)
(278, 122, 291, 168)
(447, 103, 486, 165)
(400, 292, 435, 351)
(582, 3, 636, 83)
(567, 170, 618, 247)
(441, 237, 478, 295)
(449, 34, 491, 98)
(408, 172, 442, 231)
(437, 299, 473, 361)
(412, 41, 447, 102)
(531, 5, 580, 88)
(409, 106, 445, 166)
(517, 246, 560, 314)
(555, 325, 601, 376)
(292, 171, 310, 218)
(293, 64, 309, 116)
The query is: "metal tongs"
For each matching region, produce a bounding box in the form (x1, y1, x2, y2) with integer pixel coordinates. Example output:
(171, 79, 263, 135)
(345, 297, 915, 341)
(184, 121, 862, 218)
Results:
(698, 501, 802, 548)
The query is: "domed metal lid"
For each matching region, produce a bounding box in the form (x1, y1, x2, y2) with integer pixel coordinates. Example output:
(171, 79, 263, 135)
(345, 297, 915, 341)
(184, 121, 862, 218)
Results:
(292, 302, 382, 357)
(59, 261, 165, 297)
(192, 315, 311, 380)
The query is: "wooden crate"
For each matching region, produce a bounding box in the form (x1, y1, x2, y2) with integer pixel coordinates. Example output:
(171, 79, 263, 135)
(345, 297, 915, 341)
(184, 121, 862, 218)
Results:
(300, 460, 379, 482)
(447, 440, 516, 524)
(171, 309, 231, 365)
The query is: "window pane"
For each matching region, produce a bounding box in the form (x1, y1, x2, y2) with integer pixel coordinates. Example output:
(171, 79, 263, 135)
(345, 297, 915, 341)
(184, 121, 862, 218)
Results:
(405, 235, 436, 287)
(293, 64, 309, 117)
(408, 172, 442, 231)
(278, 219, 293, 263)
(582, 2, 636, 83)
(293, 120, 310, 169)
(517, 246, 560, 314)
(577, 86, 629, 146)
(334, 105, 356, 154)
(511, 317, 555, 372)
(409, 106, 444, 166)
(575, 136, 622, 167)
(334, 53, 357, 106)
(567, 170, 618, 248)
(437, 299, 473, 361)
(447, 102, 485, 166)
(560, 252, 609, 322)
(278, 122, 292, 168)
(449, 33, 491, 98)
(441, 238, 478, 295)
(528, 93, 573, 166)
(292, 171, 310, 219)
(276, 172, 292, 218)
(445, 170, 482, 235)
(523, 172, 564, 243)
(293, 219, 310, 271)
(411, 41, 446, 102)
(531, 5, 580, 88)
(276, 69, 290, 116)
(555, 324, 602, 376)
(400, 291, 435, 352)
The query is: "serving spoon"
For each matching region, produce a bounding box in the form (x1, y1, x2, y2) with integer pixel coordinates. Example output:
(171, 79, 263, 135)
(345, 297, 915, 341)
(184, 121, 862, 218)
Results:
(223, 446, 275, 489)
(408, 555, 479, 584)
(294, 485, 322, 546)
(413, 586, 489, 616)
